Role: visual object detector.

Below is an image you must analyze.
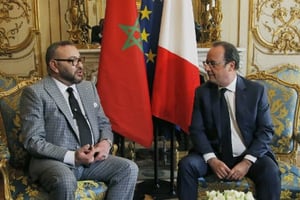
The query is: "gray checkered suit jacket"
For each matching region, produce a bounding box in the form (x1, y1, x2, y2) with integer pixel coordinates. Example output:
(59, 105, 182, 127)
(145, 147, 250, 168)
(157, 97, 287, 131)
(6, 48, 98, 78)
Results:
(20, 76, 138, 200)
(21, 76, 113, 160)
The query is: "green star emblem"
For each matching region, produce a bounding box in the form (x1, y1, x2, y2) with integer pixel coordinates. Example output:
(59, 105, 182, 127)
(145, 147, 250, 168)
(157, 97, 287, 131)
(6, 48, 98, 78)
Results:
(119, 18, 143, 51)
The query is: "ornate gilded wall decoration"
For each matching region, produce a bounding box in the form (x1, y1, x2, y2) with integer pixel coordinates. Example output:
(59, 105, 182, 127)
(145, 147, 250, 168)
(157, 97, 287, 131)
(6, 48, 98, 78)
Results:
(252, 0, 300, 54)
(0, 0, 37, 57)
(193, 0, 223, 47)
(65, 0, 90, 45)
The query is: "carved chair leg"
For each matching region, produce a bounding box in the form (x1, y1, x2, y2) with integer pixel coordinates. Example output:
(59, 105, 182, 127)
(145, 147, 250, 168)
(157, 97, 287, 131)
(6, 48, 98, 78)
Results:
(0, 165, 12, 200)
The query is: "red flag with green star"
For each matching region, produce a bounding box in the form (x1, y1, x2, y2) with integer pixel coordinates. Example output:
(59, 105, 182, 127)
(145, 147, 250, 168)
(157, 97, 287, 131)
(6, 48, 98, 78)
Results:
(97, 0, 153, 147)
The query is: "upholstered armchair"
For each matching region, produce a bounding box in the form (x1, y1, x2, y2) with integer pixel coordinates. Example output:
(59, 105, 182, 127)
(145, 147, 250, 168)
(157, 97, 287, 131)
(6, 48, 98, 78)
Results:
(0, 73, 110, 200)
(267, 64, 300, 157)
(197, 70, 300, 199)
(266, 64, 300, 86)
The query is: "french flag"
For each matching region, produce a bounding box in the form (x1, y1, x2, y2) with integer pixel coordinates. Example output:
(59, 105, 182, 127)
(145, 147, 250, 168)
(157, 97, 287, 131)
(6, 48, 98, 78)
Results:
(151, 0, 200, 133)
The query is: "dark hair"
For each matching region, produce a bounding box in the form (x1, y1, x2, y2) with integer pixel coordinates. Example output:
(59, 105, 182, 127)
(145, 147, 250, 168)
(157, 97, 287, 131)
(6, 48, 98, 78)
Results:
(212, 41, 240, 70)
(45, 40, 74, 67)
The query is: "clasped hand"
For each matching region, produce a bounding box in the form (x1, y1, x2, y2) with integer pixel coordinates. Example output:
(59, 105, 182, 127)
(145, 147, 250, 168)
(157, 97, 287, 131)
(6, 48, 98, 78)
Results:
(75, 140, 110, 166)
(208, 158, 252, 181)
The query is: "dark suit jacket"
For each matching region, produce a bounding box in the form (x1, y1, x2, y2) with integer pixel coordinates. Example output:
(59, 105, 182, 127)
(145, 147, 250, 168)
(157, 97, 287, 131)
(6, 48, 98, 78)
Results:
(91, 25, 102, 44)
(189, 75, 276, 160)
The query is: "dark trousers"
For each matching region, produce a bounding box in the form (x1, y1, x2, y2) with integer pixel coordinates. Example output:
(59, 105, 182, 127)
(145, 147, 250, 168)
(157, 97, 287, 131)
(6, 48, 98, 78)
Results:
(177, 153, 281, 200)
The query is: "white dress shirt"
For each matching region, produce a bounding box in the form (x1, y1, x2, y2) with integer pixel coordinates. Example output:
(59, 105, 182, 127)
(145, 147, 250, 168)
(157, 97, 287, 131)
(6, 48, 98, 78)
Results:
(204, 76, 257, 163)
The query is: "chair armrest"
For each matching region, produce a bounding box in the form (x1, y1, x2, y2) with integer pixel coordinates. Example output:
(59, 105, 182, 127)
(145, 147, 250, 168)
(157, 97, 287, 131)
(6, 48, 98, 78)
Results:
(295, 130, 300, 144)
(0, 139, 10, 161)
(111, 144, 118, 156)
(0, 140, 12, 200)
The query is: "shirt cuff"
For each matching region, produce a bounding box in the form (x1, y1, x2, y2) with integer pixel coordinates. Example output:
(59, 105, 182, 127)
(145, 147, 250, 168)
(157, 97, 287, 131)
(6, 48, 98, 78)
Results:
(64, 151, 75, 166)
(203, 152, 217, 163)
(244, 154, 257, 163)
(101, 138, 112, 147)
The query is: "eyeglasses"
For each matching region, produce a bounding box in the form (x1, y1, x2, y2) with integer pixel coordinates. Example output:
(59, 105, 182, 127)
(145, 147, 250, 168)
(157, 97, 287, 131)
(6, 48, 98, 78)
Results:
(54, 57, 85, 66)
(202, 60, 225, 68)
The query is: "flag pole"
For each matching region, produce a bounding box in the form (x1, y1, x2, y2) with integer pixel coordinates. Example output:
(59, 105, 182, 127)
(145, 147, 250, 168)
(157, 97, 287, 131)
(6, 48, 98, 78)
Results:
(152, 118, 177, 197)
(134, 118, 177, 199)
(153, 118, 176, 195)
(169, 125, 176, 195)
(153, 118, 160, 188)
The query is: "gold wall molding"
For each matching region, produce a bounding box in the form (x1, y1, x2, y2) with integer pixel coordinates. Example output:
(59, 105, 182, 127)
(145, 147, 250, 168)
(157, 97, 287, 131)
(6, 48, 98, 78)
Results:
(0, 0, 40, 57)
(65, 0, 90, 45)
(193, 0, 223, 47)
(251, 0, 300, 54)
(0, 0, 42, 77)
(71, 0, 223, 48)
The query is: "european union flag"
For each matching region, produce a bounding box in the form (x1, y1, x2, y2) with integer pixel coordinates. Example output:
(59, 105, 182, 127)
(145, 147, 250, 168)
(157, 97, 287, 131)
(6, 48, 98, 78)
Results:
(139, 0, 163, 95)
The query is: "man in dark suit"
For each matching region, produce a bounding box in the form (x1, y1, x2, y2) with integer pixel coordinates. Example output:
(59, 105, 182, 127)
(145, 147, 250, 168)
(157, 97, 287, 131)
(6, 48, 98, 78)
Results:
(20, 40, 138, 200)
(177, 41, 281, 200)
(91, 19, 104, 44)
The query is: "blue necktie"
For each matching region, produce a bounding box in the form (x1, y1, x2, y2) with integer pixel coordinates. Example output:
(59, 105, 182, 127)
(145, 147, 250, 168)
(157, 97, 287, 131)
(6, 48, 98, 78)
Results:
(67, 87, 92, 146)
(219, 88, 233, 167)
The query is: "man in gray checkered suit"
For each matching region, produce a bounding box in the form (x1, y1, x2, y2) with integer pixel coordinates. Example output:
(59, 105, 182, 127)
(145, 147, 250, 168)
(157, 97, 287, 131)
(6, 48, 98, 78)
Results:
(20, 40, 138, 200)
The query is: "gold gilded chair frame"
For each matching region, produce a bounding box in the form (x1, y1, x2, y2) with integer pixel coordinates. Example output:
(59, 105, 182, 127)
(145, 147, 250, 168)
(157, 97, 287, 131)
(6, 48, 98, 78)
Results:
(247, 71, 300, 165)
(0, 76, 41, 200)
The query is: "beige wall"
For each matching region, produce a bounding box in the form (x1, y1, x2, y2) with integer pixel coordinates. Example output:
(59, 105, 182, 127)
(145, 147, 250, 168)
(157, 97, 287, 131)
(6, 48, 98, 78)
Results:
(0, 0, 299, 79)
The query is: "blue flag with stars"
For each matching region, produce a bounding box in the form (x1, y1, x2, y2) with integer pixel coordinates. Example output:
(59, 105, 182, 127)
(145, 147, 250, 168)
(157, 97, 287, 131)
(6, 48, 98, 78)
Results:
(139, 0, 163, 95)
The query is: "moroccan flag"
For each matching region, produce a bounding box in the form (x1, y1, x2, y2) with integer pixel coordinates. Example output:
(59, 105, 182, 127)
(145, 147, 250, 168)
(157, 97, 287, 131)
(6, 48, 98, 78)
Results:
(139, 0, 163, 94)
(97, 0, 153, 147)
(151, 0, 200, 133)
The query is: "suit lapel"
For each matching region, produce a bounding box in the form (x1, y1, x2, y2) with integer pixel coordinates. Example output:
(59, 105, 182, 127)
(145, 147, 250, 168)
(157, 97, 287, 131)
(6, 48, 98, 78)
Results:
(43, 77, 80, 139)
(76, 82, 97, 139)
(210, 85, 222, 138)
(235, 76, 247, 129)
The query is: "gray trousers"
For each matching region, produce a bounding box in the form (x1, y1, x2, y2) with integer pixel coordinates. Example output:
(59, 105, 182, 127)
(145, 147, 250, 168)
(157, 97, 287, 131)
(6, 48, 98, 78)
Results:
(29, 155, 138, 200)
